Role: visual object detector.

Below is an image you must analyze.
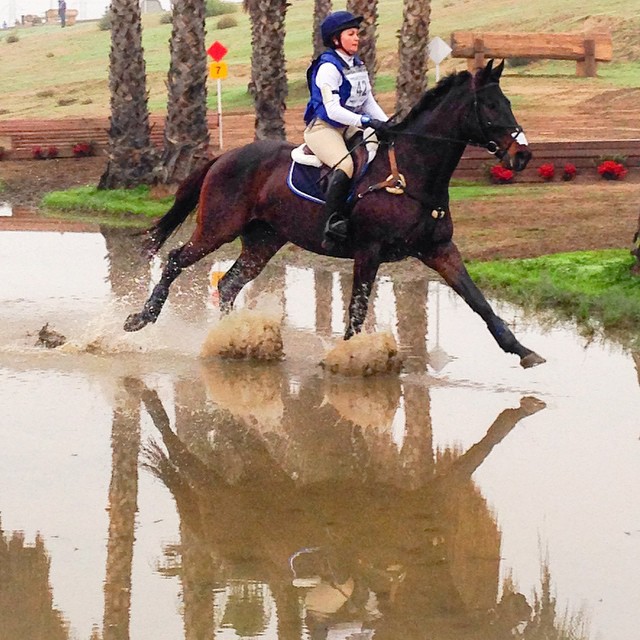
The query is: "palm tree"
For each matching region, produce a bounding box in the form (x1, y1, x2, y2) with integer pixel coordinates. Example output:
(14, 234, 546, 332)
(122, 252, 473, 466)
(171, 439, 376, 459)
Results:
(395, 0, 431, 119)
(243, 0, 288, 140)
(103, 389, 141, 640)
(160, 0, 210, 183)
(347, 0, 378, 88)
(312, 0, 332, 58)
(98, 0, 157, 189)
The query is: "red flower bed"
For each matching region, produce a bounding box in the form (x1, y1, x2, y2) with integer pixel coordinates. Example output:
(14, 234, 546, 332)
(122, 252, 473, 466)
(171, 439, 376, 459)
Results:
(490, 165, 514, 184)
(537, 163, 555, 181)
(72, 142, 94, 158)
(32, 145, 59, 159)
(597, 160, 627, 180)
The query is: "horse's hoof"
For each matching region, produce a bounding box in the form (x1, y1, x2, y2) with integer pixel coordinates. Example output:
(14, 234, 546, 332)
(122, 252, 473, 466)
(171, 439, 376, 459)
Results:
(123, 312, 149, 332)
(520, 352, 546, 369)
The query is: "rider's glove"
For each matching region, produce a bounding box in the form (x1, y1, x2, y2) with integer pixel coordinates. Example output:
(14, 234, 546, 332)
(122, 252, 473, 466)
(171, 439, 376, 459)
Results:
(360, 115, 392, 140)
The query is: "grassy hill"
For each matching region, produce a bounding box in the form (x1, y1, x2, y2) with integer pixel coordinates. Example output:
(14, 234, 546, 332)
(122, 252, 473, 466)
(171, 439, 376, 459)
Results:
(0, 0, 639, 119)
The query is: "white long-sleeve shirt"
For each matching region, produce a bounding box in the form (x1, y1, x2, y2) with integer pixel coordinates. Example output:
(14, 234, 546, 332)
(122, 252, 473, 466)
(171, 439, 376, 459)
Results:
(314, 49, 388, 128)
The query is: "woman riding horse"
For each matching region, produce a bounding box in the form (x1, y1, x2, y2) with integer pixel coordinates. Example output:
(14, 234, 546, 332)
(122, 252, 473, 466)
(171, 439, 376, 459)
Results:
(303, 11, 390, 246)
(123, 60, 545, 369)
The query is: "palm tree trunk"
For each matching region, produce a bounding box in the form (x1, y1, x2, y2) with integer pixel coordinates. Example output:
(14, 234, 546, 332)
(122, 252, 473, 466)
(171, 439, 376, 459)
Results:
(244, 0, 288, 140)
(347, 0, 378, 89)
(312, 0, 332, 58)
(161, 0, 210, 183)
(103, 390, 141, 640)
(395, 0, 431, 119)
(99, 0, 158, 189)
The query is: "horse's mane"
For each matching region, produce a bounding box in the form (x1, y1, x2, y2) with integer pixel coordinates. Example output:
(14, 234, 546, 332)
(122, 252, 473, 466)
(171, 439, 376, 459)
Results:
(396, 70, 472, 128)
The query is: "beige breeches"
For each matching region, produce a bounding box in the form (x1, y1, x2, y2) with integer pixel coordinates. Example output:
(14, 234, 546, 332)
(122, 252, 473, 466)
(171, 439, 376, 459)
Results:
(303, 118, 359, 177)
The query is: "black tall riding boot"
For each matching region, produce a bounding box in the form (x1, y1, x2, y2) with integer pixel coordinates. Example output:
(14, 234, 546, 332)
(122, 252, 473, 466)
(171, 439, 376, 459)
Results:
(322, 169, 352, 245)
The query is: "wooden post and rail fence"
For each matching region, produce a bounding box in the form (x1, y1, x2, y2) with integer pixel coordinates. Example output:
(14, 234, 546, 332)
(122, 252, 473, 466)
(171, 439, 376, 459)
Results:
(450, 30, 613, 77)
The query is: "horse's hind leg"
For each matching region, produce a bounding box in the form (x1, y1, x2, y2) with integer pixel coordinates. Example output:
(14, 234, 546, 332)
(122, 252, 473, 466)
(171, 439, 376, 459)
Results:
(218, 222, 286, 313)
(423, 241, 545, 368)
(124, 241, 213, 332)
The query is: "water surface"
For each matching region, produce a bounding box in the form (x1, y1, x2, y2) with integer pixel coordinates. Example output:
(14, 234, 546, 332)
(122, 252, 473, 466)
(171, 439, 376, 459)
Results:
(1, 222, 638, 640)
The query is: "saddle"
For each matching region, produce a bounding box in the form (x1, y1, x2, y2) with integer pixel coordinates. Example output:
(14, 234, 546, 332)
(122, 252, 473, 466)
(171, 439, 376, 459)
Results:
(286, 131, 378, 204)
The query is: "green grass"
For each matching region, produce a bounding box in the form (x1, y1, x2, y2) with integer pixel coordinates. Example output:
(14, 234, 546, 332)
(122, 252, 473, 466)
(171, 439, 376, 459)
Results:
(467, 250, 640, 339)
(41, 185, 173, 218)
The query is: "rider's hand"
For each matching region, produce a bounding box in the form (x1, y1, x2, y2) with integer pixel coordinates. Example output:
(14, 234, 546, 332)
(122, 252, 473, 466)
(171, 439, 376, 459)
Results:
(361, 116, 392, 140)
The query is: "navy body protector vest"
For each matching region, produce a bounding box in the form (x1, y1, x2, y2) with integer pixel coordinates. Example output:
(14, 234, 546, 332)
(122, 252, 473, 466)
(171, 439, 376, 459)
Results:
(303, 50, 369, 128)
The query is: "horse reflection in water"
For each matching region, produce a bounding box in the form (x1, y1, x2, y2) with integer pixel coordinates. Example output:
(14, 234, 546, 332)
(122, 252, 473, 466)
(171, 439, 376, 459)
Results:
(124, 60, 544, 369)
(125, 367, 546, 640)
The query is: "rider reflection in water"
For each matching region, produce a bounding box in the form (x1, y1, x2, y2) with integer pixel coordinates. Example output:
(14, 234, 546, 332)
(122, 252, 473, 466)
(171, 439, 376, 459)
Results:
(303, 11, 391, 247)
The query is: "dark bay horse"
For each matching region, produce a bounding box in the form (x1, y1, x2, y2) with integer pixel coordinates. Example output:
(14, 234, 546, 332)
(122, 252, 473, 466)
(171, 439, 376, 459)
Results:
(124, 60, 545, 368)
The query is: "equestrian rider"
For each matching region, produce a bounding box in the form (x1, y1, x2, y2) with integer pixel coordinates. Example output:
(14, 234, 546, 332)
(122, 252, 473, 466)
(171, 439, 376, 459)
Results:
(303, 11, 390, 245)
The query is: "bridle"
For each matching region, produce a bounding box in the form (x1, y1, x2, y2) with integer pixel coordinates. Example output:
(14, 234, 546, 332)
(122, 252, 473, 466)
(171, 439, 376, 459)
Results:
(377, 81, 527, 161)
(471, 83, 527, 160)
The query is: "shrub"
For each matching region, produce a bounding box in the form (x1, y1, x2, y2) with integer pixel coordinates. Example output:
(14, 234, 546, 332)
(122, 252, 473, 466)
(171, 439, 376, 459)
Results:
(596, 153, 627, 166)
(506, 57, 532, 68)
(205, 0, 237, 17)
(217, 15, 237, 29)
(32, 146, 46, 160)
(47, 146, 59, 159)
(562, 163, 577, 181)
(57, 97, 77, 106)
(98, 9, 113, 31)
(6, 31, 19, 44)
(159, 12, 172, 24)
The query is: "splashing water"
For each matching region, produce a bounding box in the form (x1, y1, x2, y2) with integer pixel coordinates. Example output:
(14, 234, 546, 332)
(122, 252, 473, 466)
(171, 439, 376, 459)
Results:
(201, 308, 285, 361)
(321, 331, 403, 377)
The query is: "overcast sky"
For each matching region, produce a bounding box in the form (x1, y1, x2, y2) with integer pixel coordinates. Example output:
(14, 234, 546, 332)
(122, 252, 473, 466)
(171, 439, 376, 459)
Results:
(1, 0, 171, 26)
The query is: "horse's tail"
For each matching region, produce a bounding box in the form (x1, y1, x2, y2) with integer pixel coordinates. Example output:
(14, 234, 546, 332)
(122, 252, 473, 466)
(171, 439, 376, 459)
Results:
(144, 158, 217, 257)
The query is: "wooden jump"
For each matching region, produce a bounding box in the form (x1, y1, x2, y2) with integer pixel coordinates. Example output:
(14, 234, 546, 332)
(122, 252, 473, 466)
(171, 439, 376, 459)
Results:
(451, 31, 613, 77)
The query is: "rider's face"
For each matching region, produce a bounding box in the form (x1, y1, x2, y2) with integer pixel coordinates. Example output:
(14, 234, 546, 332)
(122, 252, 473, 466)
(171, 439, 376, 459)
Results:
(336, 28, 359, 56)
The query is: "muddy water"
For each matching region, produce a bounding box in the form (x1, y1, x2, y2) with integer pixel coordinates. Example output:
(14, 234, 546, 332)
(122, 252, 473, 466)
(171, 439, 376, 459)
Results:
(1, 220, 639, 640)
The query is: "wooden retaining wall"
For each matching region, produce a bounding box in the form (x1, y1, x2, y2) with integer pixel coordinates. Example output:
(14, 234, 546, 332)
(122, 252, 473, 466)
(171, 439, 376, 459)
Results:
(453, 139, 640, 182)
(0, 118, 637, 182)
(0, 115, 220, 160)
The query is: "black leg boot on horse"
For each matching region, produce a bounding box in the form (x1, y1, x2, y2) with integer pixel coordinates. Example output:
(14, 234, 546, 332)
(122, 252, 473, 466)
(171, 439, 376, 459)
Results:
(322, 169, 352, 250)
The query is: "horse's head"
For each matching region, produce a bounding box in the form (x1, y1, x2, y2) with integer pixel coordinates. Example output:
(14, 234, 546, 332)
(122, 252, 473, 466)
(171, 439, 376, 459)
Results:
(470, 60, 532, 172)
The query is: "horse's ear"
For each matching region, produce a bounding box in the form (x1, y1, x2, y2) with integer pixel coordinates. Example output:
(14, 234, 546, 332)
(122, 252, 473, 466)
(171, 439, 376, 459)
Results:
(490, 59, 505, 82)
(472, 58, 494, 89)
(473, 59, 504, 89)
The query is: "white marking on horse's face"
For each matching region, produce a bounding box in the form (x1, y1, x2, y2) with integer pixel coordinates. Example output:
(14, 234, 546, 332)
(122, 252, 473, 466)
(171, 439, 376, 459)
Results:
(512, 130, 528, 146)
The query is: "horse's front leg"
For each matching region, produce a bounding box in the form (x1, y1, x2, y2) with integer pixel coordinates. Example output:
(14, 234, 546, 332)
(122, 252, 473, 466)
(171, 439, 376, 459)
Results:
(422, 241, 545, 368)
(124, 243, 204, 332)
(345, 245, 381, 339)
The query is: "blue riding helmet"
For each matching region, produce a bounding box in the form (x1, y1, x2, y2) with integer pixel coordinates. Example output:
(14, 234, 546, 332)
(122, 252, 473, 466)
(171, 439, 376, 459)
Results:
(320, 11, 364, 48)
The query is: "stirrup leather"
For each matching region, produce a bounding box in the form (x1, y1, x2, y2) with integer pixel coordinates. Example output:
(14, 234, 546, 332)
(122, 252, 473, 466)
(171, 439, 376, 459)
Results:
(358, 144, 406, 199)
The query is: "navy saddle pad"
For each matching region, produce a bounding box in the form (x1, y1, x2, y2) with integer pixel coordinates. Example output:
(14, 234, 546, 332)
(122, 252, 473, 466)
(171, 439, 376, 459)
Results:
(286, 161, 330, 204)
